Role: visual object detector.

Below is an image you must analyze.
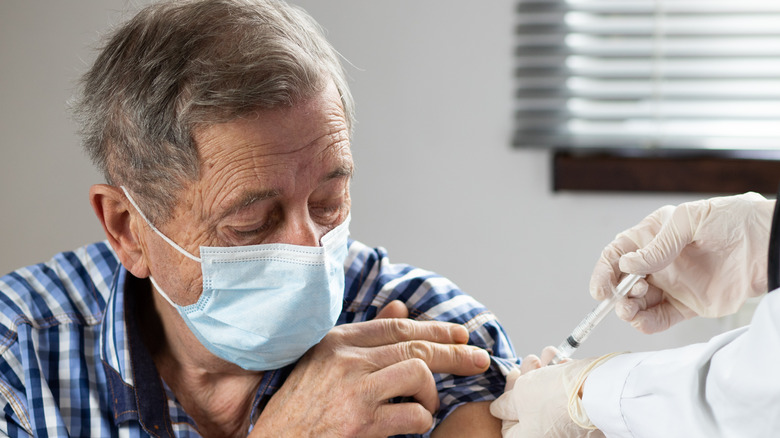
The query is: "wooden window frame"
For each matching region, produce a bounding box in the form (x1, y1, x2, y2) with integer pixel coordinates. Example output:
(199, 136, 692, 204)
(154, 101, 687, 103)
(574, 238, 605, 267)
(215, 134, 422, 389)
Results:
(553, 151, 780, 195)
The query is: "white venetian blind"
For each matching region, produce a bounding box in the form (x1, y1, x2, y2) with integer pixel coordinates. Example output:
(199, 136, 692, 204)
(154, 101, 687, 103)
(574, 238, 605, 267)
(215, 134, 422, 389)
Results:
(514, 0, 780, 151)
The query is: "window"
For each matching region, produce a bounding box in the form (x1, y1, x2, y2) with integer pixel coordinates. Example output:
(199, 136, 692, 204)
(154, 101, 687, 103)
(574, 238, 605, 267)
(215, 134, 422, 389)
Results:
(514, 1, 780, 193)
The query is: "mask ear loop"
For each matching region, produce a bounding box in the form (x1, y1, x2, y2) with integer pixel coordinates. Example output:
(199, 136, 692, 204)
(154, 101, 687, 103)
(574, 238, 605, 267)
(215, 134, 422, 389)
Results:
(120, 186, 202, 263)
(147, 275, 182, 309)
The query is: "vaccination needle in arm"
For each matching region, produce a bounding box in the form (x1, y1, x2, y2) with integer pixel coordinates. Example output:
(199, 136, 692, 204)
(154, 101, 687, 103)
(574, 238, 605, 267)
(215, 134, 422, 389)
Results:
(548, 273, 644, 365)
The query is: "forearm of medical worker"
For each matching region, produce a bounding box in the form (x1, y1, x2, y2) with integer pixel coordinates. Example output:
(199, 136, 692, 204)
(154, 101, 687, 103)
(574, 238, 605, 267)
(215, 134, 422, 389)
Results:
(584, 288, 780, 437)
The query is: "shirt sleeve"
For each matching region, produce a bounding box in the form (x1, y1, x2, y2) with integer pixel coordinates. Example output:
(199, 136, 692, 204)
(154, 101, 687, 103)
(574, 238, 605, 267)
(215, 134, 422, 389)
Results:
(354, 243, 520, 434)
(582, 291, 780, 438)
(343, 242, 520, 437)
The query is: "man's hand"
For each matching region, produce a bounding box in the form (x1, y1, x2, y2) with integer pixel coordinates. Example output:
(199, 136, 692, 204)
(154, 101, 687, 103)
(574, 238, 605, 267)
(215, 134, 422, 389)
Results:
(251, 310, 491, 437)
(374, 301, 502, 437)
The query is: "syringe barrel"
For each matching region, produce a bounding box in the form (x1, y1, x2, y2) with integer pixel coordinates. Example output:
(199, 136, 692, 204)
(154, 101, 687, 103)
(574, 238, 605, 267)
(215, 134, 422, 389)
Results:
(569, 296, 617, 344)
(549, 274, 643, 365)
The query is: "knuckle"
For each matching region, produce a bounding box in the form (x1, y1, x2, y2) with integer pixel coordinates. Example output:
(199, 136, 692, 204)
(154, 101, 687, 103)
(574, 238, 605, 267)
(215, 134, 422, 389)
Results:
(321, 324, 348, 346)
(405, 341, 434, 362)
(411, 407, 435, 434)
(406, 357, 430, 376)
(341, 420, 368, 438)
(384, 318, 414, 343)
(363, 380, 382, 404)
(399, 404, 434, 435)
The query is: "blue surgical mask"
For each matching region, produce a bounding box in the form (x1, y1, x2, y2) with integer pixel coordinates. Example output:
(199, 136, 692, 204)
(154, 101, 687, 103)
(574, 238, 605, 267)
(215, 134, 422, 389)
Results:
(121, 187, 349, 371)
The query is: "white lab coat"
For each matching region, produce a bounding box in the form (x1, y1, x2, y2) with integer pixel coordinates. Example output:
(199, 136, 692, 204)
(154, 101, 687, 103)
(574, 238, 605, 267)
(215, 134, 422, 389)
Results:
(582, 290, 780, 437)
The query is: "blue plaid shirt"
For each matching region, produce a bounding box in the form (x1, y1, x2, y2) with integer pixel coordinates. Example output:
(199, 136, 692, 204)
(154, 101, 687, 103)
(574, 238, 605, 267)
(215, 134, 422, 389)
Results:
(0, 239, 519, 437)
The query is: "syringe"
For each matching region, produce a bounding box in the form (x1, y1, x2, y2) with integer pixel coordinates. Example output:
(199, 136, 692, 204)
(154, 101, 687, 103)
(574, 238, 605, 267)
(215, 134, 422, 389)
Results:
(548, 273, 644, 365)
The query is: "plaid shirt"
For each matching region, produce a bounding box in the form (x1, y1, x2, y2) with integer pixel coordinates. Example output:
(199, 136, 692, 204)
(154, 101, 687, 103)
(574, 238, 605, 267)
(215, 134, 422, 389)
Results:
(0, 239, 519, 437)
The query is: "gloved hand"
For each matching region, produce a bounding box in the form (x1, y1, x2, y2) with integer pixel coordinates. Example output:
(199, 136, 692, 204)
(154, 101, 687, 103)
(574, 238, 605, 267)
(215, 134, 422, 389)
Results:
(590, 192, 775, 334)
(490, 352, 620, 438)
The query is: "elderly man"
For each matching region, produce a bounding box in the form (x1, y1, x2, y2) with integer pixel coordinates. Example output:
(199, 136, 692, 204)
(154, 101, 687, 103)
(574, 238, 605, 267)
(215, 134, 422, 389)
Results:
(0, 0, 518, 437)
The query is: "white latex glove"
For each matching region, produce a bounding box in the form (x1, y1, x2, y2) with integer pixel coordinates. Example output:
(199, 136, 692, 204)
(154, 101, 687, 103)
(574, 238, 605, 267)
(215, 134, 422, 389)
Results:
(490, 352, 619, 438)
(590, 192, 775, 334)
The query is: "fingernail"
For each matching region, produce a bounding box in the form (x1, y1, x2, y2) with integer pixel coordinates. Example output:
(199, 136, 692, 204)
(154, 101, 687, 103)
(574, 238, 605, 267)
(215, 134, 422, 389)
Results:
(451, 325, 469, 344)
(472, 349, 490, 368)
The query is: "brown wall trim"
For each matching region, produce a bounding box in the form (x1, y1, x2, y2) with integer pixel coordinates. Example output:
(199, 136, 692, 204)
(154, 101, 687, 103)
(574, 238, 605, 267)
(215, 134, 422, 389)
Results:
(553, 151, 780, 195)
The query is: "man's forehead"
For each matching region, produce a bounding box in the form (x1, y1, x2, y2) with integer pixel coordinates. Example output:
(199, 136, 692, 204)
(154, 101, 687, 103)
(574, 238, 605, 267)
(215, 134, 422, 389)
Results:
(194, 90, 349, 168)
(202, 154, 353, 221)
(186, 84, 351, 219)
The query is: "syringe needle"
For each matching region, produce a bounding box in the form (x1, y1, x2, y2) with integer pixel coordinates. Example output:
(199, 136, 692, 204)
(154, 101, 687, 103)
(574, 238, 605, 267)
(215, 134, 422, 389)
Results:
(548, 273, 644, 365)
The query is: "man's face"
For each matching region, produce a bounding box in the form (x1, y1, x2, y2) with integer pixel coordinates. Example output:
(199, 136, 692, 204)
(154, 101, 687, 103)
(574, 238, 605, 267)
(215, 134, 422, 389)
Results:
(143, 81, 353, 306)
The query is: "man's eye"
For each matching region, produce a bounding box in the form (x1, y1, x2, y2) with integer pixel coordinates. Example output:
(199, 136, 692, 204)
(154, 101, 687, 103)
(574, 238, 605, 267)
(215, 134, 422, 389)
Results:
(311, 205, 343, 219)
(233, 228, 261, 236)
(230, 223, 268, 237)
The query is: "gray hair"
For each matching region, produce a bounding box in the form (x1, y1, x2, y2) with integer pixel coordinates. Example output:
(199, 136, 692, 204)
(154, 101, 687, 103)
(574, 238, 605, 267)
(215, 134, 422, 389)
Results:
(73, 0, 354, 224)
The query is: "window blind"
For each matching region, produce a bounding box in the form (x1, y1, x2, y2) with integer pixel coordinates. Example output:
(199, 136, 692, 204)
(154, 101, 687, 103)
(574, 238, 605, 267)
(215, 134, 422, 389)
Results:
(514, 0, 780, 151)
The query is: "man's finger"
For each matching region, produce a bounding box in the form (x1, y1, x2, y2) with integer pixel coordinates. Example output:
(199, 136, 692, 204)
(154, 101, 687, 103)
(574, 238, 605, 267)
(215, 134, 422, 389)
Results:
(370, 358, 439, 414)
(375, 300, 409, 319)
(369, 341, 490, 376)
(329, 318, 470, 348)
(375, 402, 434, 437)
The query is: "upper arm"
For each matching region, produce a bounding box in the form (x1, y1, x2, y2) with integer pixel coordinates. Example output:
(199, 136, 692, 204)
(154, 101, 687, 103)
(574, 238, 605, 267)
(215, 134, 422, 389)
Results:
(432, 401, 501, 438)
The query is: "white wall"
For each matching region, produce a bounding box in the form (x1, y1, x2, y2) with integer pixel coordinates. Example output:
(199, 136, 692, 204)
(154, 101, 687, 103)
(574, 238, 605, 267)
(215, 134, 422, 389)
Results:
(1, 1, 733, 360)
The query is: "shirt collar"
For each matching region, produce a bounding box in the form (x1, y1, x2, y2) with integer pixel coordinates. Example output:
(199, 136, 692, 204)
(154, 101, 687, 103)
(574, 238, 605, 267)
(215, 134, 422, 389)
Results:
(98, 265, 291, 434)
(99, 266, 132, 383)
(99, 265, 178, 436)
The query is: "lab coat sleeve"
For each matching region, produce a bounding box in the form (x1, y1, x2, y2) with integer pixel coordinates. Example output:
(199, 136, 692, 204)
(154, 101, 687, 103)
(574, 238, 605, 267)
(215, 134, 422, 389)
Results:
(581, 291, 780, 438)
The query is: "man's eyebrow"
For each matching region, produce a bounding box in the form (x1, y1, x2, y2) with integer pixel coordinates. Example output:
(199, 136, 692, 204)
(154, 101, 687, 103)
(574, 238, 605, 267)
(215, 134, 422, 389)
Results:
(212, 164, 352, 223)
(214, 189, 280, 222)
(324, 163, 354, 181)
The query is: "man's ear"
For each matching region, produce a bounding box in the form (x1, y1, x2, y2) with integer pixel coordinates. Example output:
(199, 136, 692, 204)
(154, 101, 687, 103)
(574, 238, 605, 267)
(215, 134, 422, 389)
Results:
(89, 184, 150, 278)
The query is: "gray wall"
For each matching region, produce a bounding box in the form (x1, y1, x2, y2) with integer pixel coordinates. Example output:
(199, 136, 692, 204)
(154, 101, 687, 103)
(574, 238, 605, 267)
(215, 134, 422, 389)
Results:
(1, 1, 735, 360)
